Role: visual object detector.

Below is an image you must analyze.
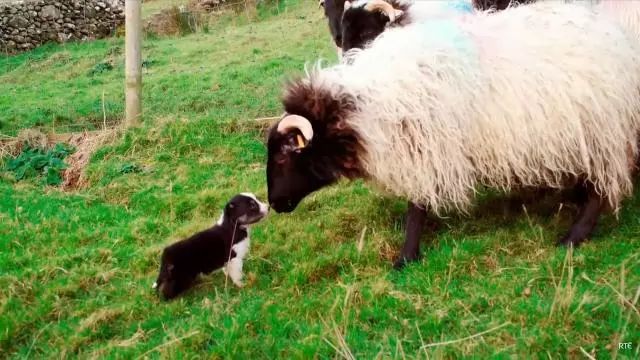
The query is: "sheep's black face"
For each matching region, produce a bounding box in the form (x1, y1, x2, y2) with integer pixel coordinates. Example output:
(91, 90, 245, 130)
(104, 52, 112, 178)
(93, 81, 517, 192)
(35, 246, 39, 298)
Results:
(268, 82, 364, 213)
(341, 7, 389, 52)
(322, 0, 346, 48)
(266, 128, 337, 213)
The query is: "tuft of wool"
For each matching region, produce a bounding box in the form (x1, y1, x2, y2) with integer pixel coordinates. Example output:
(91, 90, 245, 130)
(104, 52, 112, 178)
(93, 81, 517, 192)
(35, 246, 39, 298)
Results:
(594, 0, 640, 41)
(311, 1, 640, 214)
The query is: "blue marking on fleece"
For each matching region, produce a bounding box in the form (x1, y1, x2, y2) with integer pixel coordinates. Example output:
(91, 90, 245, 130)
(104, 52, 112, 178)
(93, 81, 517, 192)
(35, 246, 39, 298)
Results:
(417, 19, 472, 49)
(446, 0, 475, 14)
(411, 17, 478, 66)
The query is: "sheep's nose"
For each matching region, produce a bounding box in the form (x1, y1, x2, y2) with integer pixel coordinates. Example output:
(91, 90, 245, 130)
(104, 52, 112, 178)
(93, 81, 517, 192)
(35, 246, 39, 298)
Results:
(270, 199, 295, 213)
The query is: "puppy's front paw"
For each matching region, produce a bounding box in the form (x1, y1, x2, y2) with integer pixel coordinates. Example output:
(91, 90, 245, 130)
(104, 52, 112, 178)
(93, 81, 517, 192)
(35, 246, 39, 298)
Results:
(232, 279, 245, 288)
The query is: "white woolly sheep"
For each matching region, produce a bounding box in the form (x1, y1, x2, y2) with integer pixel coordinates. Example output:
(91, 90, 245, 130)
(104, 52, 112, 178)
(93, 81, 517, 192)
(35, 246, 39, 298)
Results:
(266, 1, 640, 268)
(593, 0, 640, 40)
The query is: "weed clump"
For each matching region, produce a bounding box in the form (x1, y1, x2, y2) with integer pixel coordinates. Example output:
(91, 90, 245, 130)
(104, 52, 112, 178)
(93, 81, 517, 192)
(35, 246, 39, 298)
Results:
(144, 6, 202, 37)
(5, 143, 74, 186)
(89, 61, 114, 76)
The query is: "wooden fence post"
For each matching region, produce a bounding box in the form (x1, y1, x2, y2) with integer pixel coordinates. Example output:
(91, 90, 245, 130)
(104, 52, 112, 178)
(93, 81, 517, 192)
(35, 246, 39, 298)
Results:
(125, 0, 142, 127)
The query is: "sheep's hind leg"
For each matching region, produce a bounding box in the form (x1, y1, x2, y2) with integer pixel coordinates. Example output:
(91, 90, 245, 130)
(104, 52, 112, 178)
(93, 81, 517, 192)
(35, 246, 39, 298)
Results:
(393, 202, 428, 270)
(557, 182, 605, 247)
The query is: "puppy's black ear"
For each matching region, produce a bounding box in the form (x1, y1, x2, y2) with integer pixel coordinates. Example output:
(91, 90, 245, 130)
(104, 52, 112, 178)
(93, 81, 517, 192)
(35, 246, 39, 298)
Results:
(225, 201, 236, 219)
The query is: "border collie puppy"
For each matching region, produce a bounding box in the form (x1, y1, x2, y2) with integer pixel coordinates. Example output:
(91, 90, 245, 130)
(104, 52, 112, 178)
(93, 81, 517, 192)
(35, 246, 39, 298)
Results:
(153, 193, 268, 300)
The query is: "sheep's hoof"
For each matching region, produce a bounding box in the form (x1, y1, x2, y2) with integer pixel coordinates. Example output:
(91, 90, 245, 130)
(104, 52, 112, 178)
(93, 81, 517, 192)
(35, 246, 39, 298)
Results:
(557, 234, 586, 248)
(393, 253, 420, 270)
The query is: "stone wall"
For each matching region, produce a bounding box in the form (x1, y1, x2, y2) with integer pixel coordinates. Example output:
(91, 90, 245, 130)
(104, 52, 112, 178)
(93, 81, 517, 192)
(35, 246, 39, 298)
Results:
(0, 0, 124, 53)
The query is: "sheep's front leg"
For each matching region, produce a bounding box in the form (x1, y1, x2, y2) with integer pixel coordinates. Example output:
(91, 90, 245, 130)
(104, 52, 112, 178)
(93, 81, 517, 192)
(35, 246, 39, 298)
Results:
(393, 201, 427, 269)
(558, 182, 605, 247)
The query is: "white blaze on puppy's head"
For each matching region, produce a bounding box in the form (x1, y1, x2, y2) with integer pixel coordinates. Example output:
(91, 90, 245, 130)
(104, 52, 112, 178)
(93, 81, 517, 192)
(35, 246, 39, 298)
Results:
(239, 192, 269, 217)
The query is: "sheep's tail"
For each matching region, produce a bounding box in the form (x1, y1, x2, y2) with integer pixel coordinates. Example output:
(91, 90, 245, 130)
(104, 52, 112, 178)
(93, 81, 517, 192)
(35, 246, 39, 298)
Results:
(595, 0, 640, 40)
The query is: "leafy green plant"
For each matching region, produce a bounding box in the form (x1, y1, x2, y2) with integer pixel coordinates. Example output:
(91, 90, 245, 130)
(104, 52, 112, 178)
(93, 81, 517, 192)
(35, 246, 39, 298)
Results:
(5, 143, 74, 185)
(142, 59, 157, 68)
(89, 61, 114, 76)
(120, 163, 143, 174)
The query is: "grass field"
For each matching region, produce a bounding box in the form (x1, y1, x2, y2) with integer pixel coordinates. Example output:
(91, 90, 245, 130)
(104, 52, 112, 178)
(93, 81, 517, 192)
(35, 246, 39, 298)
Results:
(1, 0, 639, 358)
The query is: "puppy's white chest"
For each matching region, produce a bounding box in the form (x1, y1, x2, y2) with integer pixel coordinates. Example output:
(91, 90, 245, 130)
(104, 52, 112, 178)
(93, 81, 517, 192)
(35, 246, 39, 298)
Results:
(231, 232, 250, 259)
(225, 232, 250, 288)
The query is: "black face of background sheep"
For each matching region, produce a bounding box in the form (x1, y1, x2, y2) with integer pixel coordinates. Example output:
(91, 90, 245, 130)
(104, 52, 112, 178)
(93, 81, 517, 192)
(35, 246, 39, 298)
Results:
(320, 0, 346, 48)
(474, 0, 534, 11)
(341, 0, 404, 52)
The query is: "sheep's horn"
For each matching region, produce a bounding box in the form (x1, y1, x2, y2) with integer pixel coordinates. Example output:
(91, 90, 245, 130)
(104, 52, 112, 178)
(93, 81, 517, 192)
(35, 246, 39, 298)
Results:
(364, 0, 402, 22)
(277, 114, 314, 142)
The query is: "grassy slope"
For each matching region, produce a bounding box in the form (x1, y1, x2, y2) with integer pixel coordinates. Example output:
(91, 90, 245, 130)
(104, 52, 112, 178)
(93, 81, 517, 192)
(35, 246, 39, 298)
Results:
(1, 1, 639, 358)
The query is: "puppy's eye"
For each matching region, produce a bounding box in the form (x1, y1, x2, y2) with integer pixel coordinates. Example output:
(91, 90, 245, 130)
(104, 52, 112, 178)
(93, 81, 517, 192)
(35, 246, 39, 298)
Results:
(250, 202, 258, 210)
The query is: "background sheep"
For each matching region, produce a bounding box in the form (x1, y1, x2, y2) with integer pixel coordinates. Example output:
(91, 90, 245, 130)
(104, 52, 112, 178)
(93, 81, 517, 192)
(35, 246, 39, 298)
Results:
(267, 1, 640, 268)
(340, 0, 475, 52)
(319, 0, 535, 54)
(473, 0, 535, 11)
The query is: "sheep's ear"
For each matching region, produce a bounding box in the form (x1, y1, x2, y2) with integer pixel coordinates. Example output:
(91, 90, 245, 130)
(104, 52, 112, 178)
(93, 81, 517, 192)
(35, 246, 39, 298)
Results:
(384, 9, 403, 23)
(282, 132, 308, 154)
(342, 156, 358, 169)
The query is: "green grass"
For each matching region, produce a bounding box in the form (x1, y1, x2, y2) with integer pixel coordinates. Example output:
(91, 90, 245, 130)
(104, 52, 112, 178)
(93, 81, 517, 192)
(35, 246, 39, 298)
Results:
(1, 0, 639, 358)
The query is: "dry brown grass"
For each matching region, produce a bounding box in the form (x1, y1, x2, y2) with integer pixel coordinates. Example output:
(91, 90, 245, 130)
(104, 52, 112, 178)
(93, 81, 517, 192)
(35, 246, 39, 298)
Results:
(144, 5, 206, 36)
(78, 308, 123, 333)
(0, 129, 49, 158)
(144, 6, 184, 36)
(62, 129, 119, 190)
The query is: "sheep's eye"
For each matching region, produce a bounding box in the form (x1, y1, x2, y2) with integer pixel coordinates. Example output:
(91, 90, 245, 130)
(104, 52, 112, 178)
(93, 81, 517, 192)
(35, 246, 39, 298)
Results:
(275, 153, 288, 164)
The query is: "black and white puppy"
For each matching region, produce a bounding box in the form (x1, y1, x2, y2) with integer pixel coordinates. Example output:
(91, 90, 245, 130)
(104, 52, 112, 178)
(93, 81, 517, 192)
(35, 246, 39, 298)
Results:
(153, 193, 269, 300)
